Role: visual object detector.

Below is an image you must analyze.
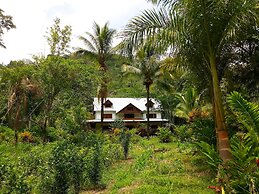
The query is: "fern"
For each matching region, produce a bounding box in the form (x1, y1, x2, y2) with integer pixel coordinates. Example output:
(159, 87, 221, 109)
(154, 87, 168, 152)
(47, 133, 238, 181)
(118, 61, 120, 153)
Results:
(196, 141, 222, 170)
(227, 91, 259, 135)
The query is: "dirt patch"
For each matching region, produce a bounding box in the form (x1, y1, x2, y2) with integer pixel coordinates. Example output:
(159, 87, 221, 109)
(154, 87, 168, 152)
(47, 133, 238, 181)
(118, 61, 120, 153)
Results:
(118, 183, 140, 193)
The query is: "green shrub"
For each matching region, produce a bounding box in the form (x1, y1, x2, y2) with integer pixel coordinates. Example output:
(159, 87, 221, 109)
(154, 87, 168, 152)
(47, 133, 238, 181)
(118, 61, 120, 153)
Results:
(195, 141, 222, 173)
(84, 141, 103, 186)
(119, 129, 131, 159)
(50, 141, 85, 194)
(109, 119, 125, 130)
(47, 126, 68, 142)
(220, 134, 259, 193)
(0, 126, 14, 143)
(157, 127, 172, 143)
(221, 92, 259, 193)
(102, 143, 123, 166)
(129, 128, 141, 144)
(174, 124, 193, 142)
(190, 117, 216, 145)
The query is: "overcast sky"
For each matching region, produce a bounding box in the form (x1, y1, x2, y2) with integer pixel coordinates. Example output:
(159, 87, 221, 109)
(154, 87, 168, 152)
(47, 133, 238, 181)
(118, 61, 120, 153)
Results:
(0, 0, 153, 64)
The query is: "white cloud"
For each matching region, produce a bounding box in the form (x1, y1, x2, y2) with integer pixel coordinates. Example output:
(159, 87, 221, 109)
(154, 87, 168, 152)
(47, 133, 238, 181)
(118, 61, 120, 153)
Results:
(0, 0, 153, 64)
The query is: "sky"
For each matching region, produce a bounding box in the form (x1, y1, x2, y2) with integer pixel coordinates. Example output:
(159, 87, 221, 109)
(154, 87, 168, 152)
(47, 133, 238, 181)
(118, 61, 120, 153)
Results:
(0, 0, 153, 65)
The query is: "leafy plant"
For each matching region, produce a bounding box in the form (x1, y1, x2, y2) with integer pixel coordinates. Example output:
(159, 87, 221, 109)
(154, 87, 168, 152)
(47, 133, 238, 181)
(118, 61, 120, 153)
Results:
(0, 126, 14, 143)
(196, 141, 222, 173)
(221, 92, 259, 193)
(175, 87, 200, 120)
(119, 129, 131, 159)
(157, 127, 172, 143)
(174, 124, 193, 142)
(190, 117, 216, 145)
(109, 119, 125, 130)
(50, 141, 85, 194)
(134, 149, 153, 172)
(85, 141, 104, 187)
(227, 91, 259, 137)
(19, 131, 33, 143)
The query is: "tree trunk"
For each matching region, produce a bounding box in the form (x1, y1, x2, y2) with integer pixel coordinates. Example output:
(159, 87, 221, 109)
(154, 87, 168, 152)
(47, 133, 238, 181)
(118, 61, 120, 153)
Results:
(146, 84, 150, 139)
(210, 56, 232, 162)
(14, 104, 21, 145)
(100, 97, 104, 132)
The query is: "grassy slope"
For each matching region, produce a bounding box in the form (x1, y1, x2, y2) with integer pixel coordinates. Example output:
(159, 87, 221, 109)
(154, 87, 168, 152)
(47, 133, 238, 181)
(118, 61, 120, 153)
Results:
(82, 137, 215, 194)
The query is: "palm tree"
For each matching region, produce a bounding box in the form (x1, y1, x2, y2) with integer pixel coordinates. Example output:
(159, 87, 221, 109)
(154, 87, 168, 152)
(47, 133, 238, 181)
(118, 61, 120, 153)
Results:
(3, 66, 40, 144)
(122, 43, 160, 138)
(120, 0, 259, 161)
(175, 87, 200, 121)
(79, 22, 116, 131)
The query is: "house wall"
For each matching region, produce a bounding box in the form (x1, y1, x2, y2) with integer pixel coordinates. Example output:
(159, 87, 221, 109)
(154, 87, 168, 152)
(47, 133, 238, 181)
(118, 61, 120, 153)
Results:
(143, 112, 161, 119)
(95, 111, 116, 120)
(117, 113, 143, 120)
(95, 111, 162, 120)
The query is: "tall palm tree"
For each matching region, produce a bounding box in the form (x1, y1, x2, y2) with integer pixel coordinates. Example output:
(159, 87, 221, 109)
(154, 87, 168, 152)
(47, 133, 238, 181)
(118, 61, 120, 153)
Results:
(79, 22, 116, 131)
(120, 0, 259, 161)
(122, 43, 160, 138)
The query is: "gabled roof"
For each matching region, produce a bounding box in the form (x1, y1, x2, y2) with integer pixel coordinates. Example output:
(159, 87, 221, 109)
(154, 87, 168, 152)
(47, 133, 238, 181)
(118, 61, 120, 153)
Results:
(104, 99, 113, 107)
(93, 98, 161, 113)
(117, 103, 142, 113)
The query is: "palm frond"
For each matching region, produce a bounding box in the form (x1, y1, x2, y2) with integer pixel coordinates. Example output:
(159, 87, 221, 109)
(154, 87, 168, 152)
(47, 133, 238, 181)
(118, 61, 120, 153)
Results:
(78, 35, 97, 53)
(147, 0, 174, 8)
(121, 64, 141, 74)
(120, 7, 173, 54)
(227, 91, 259, 134)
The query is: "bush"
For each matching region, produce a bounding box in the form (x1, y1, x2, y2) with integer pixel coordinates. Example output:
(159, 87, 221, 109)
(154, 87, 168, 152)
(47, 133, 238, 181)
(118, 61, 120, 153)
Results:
(174, 124, 193, 142)
(0, 126, 14, 143)
(20, 131, 33, 143)
(0, 131, 124, 193)
(190, 117, 216, 145)
(84, 141, 104, 187)
(50, 141, 85, 194)
(119, 129, 131, 159)
(109, 119, 125, 130)
(196, 141, 222, 170)
(220, 134, 259, 193)
(102, 143, 123, 166)
(157, 127, 172, 143)
(129, 128, 141, 144)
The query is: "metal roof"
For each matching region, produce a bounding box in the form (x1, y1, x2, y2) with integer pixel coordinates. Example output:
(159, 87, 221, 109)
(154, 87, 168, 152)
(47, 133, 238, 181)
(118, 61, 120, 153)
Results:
(93, 98, 161, 113)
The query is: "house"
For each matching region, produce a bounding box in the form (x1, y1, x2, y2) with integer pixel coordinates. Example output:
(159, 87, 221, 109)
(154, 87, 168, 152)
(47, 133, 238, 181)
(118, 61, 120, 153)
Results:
(87, 98, 168, 129)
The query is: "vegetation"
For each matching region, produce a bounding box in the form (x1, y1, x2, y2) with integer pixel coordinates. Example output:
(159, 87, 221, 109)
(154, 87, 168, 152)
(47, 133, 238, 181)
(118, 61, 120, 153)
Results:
(0, 1, 259, 193)
(78, 22, 116, 131)
(0, 8, 15, 48)
(122, 43, 160, 138)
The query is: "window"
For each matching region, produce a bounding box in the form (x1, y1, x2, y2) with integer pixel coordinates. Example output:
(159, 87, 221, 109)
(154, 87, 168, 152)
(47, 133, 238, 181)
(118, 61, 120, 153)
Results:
(124, 114, 134, 118)
(104, 100, 113, 108)
(105, 104, 112, 108)
(145, 100, 154, 108)
(104, 114, 112, 119)
(147, 114, 156, 118)
(127, 106, 133, 110)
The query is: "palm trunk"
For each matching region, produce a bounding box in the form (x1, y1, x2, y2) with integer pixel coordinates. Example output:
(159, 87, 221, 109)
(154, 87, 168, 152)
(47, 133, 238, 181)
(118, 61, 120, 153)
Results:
(210, 56, 232, 162)
(146, 84, 150, 139)
(100, 97, 104, 132)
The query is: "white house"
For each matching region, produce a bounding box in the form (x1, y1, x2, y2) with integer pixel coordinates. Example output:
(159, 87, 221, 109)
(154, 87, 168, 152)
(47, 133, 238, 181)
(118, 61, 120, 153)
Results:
(87, 98, 167, 128)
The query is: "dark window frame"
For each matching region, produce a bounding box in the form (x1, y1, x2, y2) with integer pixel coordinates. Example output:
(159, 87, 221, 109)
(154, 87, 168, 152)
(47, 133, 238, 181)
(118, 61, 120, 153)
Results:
(104, 114, 112, 119)
(124, 114, 135, 118)
(147, 113, 157, 118)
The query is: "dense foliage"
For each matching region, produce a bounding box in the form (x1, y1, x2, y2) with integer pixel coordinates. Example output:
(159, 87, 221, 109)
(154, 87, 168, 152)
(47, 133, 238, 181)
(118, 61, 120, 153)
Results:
(0, 2, 259, 193)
